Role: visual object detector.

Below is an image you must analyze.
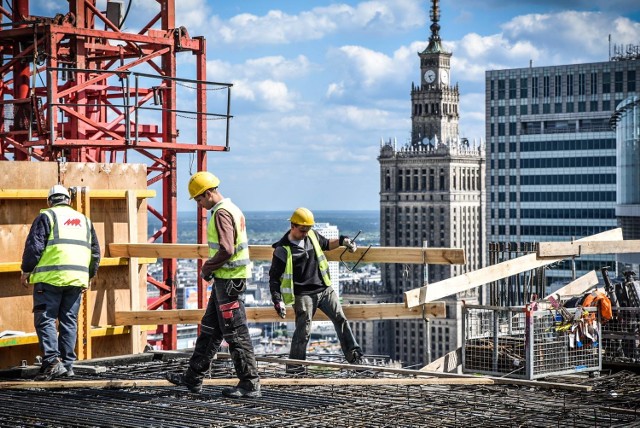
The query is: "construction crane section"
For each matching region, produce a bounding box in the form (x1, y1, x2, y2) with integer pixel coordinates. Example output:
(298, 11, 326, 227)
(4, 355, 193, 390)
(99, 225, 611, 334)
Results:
(0, 0, 232, 348)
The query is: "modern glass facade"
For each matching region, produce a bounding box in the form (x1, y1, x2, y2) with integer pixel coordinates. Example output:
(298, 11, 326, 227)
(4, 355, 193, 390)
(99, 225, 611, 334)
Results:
(611, 96, 640, 267)
(486, 60, 640, 287)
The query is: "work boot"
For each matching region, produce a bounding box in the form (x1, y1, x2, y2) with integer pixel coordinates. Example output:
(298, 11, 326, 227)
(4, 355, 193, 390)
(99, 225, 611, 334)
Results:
(165, 372, 202, 393)
(222, 383, 261, 399)
(347, 349, 365, 365)
(34, 358, 67, 381)
(63, 367, 75, 377)
(285, 364, 306, 375)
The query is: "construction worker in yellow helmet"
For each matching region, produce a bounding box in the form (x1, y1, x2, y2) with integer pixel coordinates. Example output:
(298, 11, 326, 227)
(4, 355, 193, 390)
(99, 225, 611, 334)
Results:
(269, 207, 363, 374)
(166, 171, 261, 398)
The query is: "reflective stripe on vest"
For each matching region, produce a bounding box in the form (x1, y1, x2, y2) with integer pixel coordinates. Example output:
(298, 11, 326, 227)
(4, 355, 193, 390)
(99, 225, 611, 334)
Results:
(30, 206, 92, 288)
(207, 199, 251, 279)
(279, 230, 331, 305)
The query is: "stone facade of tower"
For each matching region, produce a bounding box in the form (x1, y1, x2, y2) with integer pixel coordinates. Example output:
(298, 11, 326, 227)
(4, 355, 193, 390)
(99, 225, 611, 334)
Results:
(344, 0, 486, 367)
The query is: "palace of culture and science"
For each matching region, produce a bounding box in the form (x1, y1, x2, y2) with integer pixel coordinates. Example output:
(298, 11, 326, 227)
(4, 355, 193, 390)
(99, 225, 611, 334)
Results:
(343, 0, 485, 366)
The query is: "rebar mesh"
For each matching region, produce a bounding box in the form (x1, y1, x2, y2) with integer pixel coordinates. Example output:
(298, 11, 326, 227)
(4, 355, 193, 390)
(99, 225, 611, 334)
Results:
(1, 358, 639, 428)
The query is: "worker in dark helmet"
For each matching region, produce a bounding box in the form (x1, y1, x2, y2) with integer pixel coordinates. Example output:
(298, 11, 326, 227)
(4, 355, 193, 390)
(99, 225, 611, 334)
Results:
(166, 171, 261, 398)
(21, 184, 101, 380)
(269, 207, 363, 373)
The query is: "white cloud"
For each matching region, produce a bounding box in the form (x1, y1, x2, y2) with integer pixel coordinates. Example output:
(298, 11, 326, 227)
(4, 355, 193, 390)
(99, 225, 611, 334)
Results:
(207, 0, 426, 46)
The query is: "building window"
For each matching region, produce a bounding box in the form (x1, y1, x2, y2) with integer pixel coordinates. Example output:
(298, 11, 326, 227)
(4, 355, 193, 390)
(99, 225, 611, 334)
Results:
(520, 104, 528, 115)
(566, 102, 574, 112)
(628, 70, 636, 92)
(531, 104, 539, 114)
(615, 71, 623, 92)
(602, 72, 611, 93)
(520, 77, 528, 98)
(554, 75, 562, 96)
(590, 72, 598, 94)
(509, 78, 516, 98)
(532, 76, 538, 98)
(554, 102, 562, 113)
(578, 101, 586, 112)
(498, 123, 505, 136)
(603, 100, 610, 111)
(498, 106, 505, 116)
(543, 75, 550, 97)
(590, 100, 598, 112)
(498, 79, 506, 99)
(578, 73, 586, 95)
(567, 74, 574, 96)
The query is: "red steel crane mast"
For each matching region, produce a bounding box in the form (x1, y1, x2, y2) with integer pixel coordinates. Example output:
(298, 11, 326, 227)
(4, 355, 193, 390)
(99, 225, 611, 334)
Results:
(0, 0, 230, 349)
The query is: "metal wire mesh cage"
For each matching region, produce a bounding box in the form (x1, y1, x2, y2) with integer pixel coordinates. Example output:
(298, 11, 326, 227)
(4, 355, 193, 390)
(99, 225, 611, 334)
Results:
(463, 305, 602, 380)
(602, 307, 640, 364)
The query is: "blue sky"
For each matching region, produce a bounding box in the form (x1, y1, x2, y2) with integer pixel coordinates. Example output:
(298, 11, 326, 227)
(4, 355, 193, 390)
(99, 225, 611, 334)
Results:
(37, 1, 640, 211)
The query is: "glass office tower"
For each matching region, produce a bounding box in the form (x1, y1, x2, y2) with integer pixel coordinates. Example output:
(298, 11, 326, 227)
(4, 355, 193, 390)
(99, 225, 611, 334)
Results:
(486, 59, 639, 288)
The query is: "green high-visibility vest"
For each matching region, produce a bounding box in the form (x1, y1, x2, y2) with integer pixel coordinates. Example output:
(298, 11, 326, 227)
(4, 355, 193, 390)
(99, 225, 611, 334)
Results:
(208, 199, 250, 279)
(280, 230, 331, 305)
(30, 205, 93, 288)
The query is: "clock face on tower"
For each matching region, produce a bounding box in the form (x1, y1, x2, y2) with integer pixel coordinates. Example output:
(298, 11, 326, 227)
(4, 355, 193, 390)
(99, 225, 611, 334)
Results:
(424, 69, 436, 83)
(440, 69, 449, 85)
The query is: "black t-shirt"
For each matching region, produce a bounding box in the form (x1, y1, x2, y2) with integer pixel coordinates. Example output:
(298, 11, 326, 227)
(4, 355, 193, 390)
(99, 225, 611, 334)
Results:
(269, 230, 330, 301)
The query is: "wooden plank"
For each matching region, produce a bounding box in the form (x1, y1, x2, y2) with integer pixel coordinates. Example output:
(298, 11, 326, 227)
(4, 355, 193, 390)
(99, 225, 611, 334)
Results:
(108, 243, 466, 265)
(248, 355, 592, 390)
(538, 239, 640, 257)
(543, 270, 599, 300)
(0, 326, 157, 348)
(404, 228, 624, 308)
(126, 190, 141, 355)
(0, 257, 156, 273)
(0, 376, 494, 390)
(421, 347, 461, 373)
(115, 302, 446, 325)
(0, 189, 155, 199)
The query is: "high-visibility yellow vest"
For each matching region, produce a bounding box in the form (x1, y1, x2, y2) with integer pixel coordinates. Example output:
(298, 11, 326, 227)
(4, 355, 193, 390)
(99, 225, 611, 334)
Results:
(280, 230, 331, 305)
(30, 205, 93, 288)
(208, 199, 250, 279)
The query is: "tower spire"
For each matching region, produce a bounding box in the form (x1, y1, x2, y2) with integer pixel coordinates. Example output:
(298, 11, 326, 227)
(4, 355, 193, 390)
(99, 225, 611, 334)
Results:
(423, 0, 445, 54)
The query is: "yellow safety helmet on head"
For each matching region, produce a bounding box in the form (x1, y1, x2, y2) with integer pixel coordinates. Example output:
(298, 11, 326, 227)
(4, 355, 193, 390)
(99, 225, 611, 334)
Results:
(188, 171, 220, 199)
(289, 207, 315, 226)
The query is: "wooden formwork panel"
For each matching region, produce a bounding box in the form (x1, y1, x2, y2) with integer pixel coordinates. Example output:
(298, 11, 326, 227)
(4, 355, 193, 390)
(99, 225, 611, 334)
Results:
(0, 162, 149, 369)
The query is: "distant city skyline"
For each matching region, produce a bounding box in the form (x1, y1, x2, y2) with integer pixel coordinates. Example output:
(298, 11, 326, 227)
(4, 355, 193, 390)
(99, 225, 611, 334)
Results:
(33, 1, 640, 211)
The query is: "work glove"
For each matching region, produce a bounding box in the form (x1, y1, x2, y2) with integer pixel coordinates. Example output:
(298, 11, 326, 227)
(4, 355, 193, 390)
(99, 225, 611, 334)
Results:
(274, 301, 287, 319)
(340, 235, 357, 253)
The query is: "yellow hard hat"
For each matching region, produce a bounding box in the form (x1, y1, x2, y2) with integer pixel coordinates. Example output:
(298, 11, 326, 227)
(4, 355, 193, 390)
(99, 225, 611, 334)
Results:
(289, 207, 315, 226)
(188, 171, 220, 199)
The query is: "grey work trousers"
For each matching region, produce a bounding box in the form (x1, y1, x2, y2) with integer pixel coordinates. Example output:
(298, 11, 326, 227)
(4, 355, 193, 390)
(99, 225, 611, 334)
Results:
(32, 282, 83, 370)
(289, 286, 361, 362)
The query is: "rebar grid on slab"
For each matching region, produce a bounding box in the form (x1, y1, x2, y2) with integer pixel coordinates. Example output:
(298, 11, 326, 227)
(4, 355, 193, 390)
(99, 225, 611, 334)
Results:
(1, 356, 638, 427)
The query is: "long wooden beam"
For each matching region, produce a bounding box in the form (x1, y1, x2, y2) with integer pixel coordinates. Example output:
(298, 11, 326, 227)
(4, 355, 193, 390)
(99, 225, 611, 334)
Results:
(0, 257, 156, 273)
(538, 239, 640, 258)
(404, 228, 624, 308)
(115, 302, 446, 325)
(108, 243, 466, 264)
(0, 325, 156, 347)
(543, 270, 599, 300)
(0, 376, 493, 390)
(0, 189, 156, 199)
